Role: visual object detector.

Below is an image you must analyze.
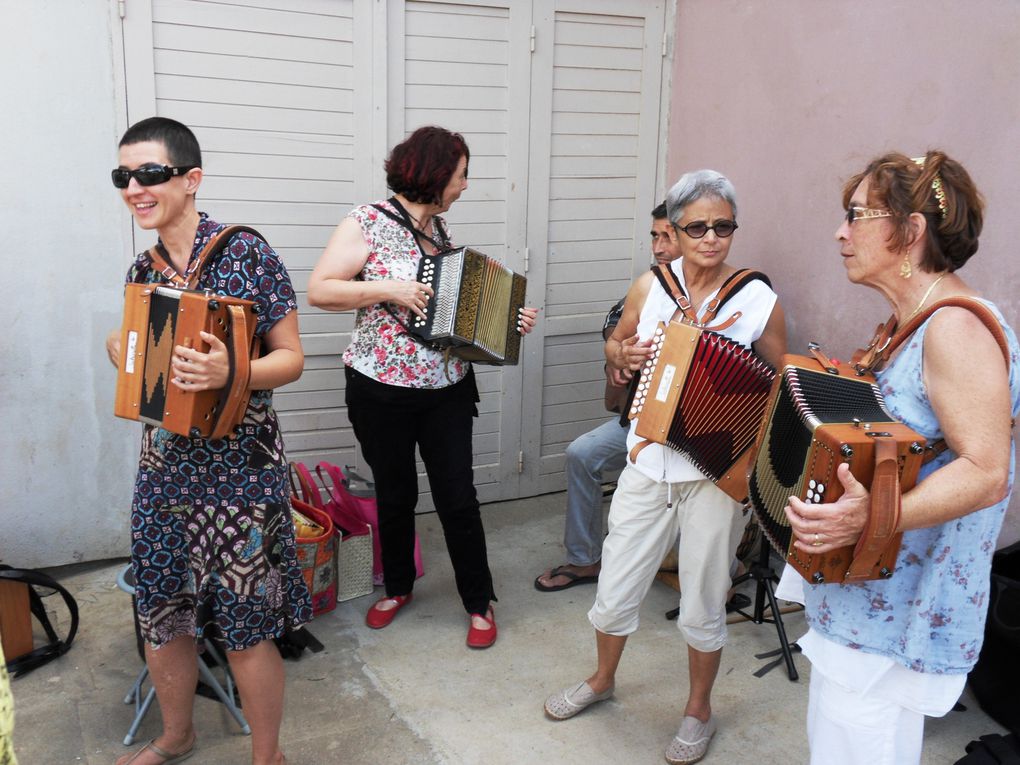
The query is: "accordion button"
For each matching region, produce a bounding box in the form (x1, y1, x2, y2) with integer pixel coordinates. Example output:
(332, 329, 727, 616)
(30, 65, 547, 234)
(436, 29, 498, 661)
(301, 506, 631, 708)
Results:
(817, 483, 825, 493)
(809, 479, 816, 489)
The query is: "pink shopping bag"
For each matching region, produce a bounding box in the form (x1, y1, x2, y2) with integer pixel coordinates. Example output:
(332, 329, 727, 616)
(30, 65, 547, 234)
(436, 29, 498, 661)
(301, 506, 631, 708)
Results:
(316, 461, 424, 586)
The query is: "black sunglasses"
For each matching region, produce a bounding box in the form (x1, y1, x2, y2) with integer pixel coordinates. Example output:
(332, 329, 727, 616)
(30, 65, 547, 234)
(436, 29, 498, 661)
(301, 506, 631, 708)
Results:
(111, 164, 197, 189)
(677, 220, 738, 239)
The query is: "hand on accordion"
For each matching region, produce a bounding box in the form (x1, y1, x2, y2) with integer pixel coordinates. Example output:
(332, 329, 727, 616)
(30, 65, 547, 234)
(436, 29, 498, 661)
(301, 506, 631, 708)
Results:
(389, 279, 434, 320)
(171, 330, 230, 392)
(783, 462, 872, 554)
(618, 334, 654, 372)
(607, 365, 633, 387)
(518, 306, 538, 336)
(106, 328, 121, 368)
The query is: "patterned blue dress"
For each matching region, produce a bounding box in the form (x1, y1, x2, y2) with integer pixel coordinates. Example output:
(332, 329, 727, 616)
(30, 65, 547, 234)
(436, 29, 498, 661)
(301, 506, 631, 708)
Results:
(126, 213, 312, 652)
(803, 300, 1020, 674)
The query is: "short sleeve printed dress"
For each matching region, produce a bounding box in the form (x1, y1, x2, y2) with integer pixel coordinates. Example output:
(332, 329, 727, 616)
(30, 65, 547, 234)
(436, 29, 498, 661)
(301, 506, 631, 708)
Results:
(126, 213, 312, 652)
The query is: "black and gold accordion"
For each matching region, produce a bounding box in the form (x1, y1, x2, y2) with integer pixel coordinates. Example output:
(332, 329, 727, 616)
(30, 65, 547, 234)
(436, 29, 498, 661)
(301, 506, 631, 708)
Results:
(410, 246, 527, 365)
(114, 283, 259, 439)
(747, 353, 926, 584)
(627, 320, 776, 502)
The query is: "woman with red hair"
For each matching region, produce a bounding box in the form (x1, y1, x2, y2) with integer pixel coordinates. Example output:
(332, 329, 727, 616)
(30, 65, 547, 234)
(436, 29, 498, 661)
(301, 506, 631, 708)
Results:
(309, 126, 536, 649)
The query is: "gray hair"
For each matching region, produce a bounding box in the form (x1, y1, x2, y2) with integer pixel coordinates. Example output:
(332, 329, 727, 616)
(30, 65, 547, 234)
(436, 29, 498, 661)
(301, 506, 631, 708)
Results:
(665, 170, 738, 225)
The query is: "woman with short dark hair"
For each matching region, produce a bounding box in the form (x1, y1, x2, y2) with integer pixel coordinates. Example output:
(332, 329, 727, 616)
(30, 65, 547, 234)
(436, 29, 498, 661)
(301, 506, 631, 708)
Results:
(309, 125, 536, 649)
(106, 116, 312, 765)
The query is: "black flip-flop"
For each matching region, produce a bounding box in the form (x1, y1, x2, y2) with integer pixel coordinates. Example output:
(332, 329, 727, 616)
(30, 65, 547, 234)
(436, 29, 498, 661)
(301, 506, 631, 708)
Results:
(534, 565, 599, 592)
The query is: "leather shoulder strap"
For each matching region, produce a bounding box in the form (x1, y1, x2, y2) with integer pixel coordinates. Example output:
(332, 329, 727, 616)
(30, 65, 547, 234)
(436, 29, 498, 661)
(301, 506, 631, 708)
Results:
(143, 225, 264, 289)
(652, 264, 696, 323)
(700, 269, 772, 325)
(889, 296, 1011, 371)
(187, 225, 264, 289)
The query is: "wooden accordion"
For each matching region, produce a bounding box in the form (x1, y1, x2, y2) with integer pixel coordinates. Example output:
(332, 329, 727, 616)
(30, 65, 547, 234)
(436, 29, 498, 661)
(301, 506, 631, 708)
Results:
(410, 246, 527, 365)
(747, 354, 926, 584)
(627, 320, 776, 502)
(114, 283, 259, 439)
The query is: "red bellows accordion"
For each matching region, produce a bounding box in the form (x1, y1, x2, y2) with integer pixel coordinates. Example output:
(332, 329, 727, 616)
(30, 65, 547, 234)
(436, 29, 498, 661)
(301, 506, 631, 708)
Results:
(627, 320, 776, 502)
(747, 354, 926, 584)
(114, 283, 259, 439)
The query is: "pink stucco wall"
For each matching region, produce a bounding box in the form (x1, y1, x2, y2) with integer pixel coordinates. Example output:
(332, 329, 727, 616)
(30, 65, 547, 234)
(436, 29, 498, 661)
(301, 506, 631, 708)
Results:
(667, 0, 1020, 543)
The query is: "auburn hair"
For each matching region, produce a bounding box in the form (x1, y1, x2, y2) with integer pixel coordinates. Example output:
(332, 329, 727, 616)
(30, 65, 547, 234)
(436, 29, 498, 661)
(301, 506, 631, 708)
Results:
(385, 126, 469, 205)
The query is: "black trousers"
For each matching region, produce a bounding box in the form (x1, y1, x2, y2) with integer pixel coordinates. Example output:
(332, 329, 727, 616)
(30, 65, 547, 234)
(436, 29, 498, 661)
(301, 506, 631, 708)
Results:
(344, 366, 495, 615)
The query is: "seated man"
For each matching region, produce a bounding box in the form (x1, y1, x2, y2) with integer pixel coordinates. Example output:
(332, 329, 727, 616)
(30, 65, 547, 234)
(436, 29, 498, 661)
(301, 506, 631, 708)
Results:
(535, 203, 679, 591)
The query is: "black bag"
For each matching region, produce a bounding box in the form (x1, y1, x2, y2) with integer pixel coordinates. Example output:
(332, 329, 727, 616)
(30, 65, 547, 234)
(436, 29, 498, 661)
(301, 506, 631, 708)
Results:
(0, 565, 79, 679)
(968, 540, 1020, 734)
(954, 733, 1020, 764)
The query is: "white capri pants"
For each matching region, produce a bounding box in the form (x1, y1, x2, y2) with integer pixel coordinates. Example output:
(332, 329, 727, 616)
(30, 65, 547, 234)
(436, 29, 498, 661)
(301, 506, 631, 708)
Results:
(588, 465, 746, 652)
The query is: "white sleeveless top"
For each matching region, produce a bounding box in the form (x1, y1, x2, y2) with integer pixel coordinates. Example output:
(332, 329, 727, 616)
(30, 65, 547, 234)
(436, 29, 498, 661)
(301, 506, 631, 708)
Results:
(627, 258, 778, 483)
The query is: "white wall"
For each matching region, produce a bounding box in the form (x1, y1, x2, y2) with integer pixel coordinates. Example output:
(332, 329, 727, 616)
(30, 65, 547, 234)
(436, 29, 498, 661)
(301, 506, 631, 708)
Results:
(0, 1, 136, 567)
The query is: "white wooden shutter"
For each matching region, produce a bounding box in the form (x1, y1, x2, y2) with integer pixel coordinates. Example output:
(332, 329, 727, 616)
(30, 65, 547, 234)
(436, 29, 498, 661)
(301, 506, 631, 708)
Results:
(523, 0, 665, 493)
(126, 0, 361, 466)
(395, 0, 533, 504)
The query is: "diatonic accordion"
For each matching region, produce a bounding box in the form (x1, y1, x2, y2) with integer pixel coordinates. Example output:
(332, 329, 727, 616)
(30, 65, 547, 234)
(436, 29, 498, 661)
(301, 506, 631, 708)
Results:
(628, 320, 776, 502)
(114, 283, 258, 439)
(747, 355, 926, 584)
(411, 247, 527, 365)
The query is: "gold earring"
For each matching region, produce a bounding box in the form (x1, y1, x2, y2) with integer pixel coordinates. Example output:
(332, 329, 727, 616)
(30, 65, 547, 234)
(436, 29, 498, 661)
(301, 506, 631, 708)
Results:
(900, 251, 912, 279)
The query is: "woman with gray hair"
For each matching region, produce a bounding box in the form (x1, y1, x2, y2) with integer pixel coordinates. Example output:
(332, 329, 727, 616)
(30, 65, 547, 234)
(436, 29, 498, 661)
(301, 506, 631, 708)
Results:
(543, 170, 786, 765)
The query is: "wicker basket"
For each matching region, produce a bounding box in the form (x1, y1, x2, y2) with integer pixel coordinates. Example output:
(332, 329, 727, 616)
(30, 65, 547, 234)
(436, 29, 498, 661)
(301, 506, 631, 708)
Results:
(337, 525, 374, 602)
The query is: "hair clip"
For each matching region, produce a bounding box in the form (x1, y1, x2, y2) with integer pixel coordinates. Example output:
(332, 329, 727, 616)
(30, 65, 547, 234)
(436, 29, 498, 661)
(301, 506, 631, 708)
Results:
(911, 157, 948, 219)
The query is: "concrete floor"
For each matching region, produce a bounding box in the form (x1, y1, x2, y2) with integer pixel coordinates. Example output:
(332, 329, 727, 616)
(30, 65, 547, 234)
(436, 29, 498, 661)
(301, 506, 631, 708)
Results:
(7, 491, 1004, 764)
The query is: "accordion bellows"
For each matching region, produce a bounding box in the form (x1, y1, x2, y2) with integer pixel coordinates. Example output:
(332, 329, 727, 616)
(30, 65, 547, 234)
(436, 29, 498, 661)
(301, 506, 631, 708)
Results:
(628, 320, 776, 502)
(748, 356, 926, 583)
(411, 247, 527, 365)
(114, 283, 258, 439)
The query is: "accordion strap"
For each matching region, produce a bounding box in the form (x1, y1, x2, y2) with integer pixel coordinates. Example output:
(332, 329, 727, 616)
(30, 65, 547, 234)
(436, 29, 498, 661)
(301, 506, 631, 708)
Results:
(208, 303, 256, 440)
(852, 296, 1014, 464)
(652, 265, 771, 329)
(652, 264, 696, 323)
(145, 225, 265, 289)
(371, 198, 451, 252)
(854, 296, 1011, 375)
(845, 437, 903, 582)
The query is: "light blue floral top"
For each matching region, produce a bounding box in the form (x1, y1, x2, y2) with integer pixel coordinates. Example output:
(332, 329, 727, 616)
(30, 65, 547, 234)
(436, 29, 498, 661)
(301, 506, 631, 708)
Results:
(804, 300, 1020, 674)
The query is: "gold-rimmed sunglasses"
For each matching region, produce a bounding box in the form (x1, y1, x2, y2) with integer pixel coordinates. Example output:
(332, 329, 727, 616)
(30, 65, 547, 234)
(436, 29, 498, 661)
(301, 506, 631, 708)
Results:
(845, 206, 893, 224)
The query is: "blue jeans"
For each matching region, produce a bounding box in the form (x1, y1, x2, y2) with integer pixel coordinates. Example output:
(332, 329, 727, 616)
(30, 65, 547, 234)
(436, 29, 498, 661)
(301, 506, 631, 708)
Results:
(563, 418, 629, 566)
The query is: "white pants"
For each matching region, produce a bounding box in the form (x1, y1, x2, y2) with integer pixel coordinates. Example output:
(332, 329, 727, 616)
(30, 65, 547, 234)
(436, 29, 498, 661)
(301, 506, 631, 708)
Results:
(808, 668, 924, 765)
(587, 465, 745, 652)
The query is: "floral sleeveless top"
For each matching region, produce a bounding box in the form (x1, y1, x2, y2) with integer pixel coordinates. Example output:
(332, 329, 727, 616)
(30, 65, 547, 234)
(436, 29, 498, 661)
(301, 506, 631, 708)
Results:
(804, 300, 1020, 673)
(341, 199, 468, 389)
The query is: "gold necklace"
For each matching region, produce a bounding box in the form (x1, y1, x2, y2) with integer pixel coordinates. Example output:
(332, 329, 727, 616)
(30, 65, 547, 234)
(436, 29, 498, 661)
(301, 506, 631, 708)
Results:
(904, 272, 948, 321)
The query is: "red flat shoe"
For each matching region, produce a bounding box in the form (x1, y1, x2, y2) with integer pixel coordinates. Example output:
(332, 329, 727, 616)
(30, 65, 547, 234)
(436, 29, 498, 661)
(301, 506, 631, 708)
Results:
(466, 607, 497, 649)
(365, 594, 413, 629)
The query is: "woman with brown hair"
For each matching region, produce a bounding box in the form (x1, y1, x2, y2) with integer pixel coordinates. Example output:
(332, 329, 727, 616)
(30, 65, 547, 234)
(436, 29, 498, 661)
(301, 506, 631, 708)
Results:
(784, 150, 1020, 764)
(309, 126, 536, 649)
